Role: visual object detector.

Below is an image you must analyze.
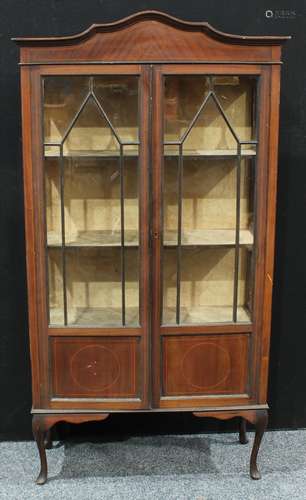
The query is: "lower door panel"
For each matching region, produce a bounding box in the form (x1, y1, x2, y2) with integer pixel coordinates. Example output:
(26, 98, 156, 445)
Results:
(50, 336, 140, 400)
(162, 334, 251, 399)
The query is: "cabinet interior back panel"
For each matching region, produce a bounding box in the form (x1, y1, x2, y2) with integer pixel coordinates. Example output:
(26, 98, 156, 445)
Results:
(45, 158, 139, 246)
(48, 247, 139, 326)
(164, 75, 255, 151)
(164, 157, 253, 233)
(162, 247, 251, 324)
(44, 75, 139, 154)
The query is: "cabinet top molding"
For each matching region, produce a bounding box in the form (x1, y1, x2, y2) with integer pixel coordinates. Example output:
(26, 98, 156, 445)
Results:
(12, 10, 291, 45)
(12, 10, 291, 65)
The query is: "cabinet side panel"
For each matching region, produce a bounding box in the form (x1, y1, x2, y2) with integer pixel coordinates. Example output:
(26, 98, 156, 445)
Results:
(259, 65, 281, 403)
(30, 68, 51, 407)
(20, 68, 40, 406)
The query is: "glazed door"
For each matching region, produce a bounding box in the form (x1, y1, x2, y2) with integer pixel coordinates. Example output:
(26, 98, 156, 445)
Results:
(152, 65, 268, 408)
(37, 65, 150, 409)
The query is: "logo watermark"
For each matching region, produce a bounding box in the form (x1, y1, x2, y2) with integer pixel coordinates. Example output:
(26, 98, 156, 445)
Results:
(265, 9, 296, 19)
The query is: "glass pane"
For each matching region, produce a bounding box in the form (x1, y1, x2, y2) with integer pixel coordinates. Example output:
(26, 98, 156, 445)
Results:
(183, 97, 237, 154)
(45, 156, 139, 248)
(62, 248, 138, 327)
(164, 76, 210, 143)
(163, 247, 249, 325)
(123, 148, 139, 246)
(238, 159, 255, 321)
(163, 157, 254, 246)
(162, 248, 177, 324)
(162, 74, 256, 325)
(44, 75, 139, 327)
(125, 248, 139, 325)
(48, 248, 64, 325)
(163, 247, 235, 324)
(240, 159, 254, 238)
(44, 76, 89, 144)
(45, 156, 61, 246)
(213, 76, 256, 149)
(94, 76, 139, 143)
(164, 75, 257, 156)
(163, 151, 179, 246)
(44, 75, 138, 145)
(238, 247, 253, 322)
(63, 97, 120, 156)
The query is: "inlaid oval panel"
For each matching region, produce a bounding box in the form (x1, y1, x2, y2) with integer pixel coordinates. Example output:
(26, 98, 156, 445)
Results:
(182, 342, 231, 390)
(71, 345, 120, 391)
(163, 334, 249, 396)
(51, 337, 138, 398)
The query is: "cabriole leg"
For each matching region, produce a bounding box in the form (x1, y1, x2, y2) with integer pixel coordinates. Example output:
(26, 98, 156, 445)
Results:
(31, 413, 109, 484)
(239, 417, 248, 444)
(44, 429, 52, 450)
(32, 416, 48, 485)
(250, 410, 268, 480)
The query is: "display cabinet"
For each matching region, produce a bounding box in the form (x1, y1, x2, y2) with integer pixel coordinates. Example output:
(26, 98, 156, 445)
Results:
(13, 11, 289, 484)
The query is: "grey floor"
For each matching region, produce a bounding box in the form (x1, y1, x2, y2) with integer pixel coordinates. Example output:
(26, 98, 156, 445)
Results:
(1, 430, 306, 499)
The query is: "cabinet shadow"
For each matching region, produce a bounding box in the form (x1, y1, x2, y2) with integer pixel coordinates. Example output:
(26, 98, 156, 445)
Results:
(49, 434, 234, 480)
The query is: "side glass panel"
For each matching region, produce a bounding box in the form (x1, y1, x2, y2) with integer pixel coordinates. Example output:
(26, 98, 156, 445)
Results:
(44, 75, 139, 327)
(162, 75, 257, 324)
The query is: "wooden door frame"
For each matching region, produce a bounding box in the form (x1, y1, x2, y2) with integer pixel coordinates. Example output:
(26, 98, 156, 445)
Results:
(21, 63, 151, 410)
(151, 63, 274, 409)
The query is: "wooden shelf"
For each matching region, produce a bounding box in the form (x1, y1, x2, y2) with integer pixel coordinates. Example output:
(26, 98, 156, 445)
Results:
(49, 306, 139, 327)
(44, 148, 255, 159)
(164, 148, 256, 158)
(44, 149, 139, 158)
(163, 305, 251, 325)
(49, 305, 250, 326)
(47, 229, 253, 248)
(47, 230, 139, 248)
(164, 229, 253, 247)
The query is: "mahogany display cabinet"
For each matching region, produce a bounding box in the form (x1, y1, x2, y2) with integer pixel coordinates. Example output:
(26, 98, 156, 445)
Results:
(13, 11, 290, 484)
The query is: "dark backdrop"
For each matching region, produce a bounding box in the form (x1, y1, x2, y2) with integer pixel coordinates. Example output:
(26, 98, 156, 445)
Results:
(1, 0, 306, 439)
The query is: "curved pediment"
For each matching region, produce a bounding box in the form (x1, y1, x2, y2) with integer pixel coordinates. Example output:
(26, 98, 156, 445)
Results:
(13, 10, 290, 64)
(13, 10, 290, 45)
